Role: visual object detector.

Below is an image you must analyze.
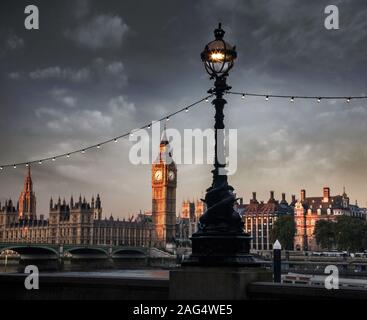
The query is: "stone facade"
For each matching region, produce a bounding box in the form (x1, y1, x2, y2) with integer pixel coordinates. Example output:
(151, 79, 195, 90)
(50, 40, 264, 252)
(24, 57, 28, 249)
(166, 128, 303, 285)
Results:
(294, 187, 364, 251)
(0, 188, 154, 246)
(239, 192, 295, 251)
(0, 132, 178, 248)
(176, 199, 205, 246)
(151, 131, 177, 249)
(18, 167, 36, 220)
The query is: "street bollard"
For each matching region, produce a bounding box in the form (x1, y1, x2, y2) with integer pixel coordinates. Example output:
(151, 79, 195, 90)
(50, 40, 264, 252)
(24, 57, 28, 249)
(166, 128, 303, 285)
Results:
(273, 240, 282, 283)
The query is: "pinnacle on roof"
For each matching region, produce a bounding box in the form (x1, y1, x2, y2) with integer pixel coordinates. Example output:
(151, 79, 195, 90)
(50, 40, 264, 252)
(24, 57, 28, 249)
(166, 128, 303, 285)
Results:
(160, 124, 169, 145)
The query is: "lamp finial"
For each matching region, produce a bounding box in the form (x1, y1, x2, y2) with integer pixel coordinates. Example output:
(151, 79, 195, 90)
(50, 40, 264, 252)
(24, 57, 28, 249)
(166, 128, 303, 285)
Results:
(214, 23, 225, 40)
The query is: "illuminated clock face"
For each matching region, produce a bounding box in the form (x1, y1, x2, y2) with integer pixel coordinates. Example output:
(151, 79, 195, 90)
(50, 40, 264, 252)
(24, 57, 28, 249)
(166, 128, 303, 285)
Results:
(154, 170, 162, 181)
(168, 171, 175, 181)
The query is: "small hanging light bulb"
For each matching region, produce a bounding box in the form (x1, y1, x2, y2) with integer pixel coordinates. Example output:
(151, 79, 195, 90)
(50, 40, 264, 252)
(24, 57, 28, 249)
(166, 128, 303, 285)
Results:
(38, 161, 42, 165)
(290, 97, 295, 102)
(13, 165, 17, 169)
(347, 97, 351, 103)
(205, 98, 209, 102)
(25, 163, 29, 167)
(81, 150, 86, 154)
(97, 145, 101, 149)
(114, 138, 118, 143)
(317, 97, 321, 103)
(148, 124, 151, 129)
(52, 158, 56, 161)
(0, 167, 3, 171)
(242, 94, 245, 99)
(265, 95, 269, 101)
(67, 154, 70, 158)
(185, 108, 189, 113)
(166, 117, 170, 122)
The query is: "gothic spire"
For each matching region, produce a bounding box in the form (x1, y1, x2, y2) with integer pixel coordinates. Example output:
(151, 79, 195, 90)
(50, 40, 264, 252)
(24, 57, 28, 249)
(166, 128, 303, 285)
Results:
(24, 165, 33, 192)
(96, 194, 101, 209)
(342, 186, 348, 197)
(160, 123, 169, 145)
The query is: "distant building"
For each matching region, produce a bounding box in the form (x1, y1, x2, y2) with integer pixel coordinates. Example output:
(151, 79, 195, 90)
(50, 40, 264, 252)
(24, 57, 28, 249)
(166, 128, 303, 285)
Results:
(176, 199, 205, 246)
(294, 187, 364, 251)
(361, 207, 367, 220)
(240, 191, 295, 251)
(0, 130, 178, 249)
(0, 168, 154, 246)
(151, 129, 177, 249)
(18, 167, 36, 220)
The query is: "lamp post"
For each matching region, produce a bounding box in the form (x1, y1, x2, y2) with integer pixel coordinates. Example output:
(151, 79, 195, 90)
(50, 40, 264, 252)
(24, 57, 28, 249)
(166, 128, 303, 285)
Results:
(184, 23, 256, 266)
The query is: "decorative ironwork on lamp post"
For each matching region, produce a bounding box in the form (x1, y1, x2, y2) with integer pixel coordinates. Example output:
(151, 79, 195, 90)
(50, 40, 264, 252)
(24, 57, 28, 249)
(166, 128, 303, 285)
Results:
(184, 23, 257, 266)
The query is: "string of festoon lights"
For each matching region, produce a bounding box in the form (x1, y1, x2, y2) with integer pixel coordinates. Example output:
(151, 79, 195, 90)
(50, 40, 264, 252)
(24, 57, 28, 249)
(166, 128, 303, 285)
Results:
(2, 89, 367, 171)
(0, 95, 214, 171)
(227, 90, 367, 103)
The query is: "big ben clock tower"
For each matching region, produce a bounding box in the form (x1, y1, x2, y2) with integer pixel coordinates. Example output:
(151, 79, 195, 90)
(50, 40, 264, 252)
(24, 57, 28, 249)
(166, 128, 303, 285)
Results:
(152, 129, 177, 249)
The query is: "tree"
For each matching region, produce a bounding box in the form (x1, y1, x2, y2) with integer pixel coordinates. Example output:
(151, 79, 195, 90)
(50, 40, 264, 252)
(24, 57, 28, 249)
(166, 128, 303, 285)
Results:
(361, 224, 367, 250)
(314, 216, 367, 252)
(314, 220, 335, 250)
(334, 216, 365, 252)
(270, 215, 295, 250)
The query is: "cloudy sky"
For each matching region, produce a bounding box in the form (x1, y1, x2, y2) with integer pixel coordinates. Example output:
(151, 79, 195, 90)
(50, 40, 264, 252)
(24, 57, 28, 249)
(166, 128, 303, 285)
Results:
(1, 0, 367, 218)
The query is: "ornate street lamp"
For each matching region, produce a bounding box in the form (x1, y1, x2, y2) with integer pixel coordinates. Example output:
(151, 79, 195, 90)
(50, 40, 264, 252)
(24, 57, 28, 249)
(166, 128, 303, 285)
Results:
(201, 24, 237, 80)
(185, 23, 256, 266)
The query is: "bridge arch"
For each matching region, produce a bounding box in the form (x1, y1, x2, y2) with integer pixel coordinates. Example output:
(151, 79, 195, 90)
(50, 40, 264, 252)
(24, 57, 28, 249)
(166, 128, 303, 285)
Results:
(112, 248, 146, 256)
(64, 247, 108, 257)
(0, 245, 58, 256)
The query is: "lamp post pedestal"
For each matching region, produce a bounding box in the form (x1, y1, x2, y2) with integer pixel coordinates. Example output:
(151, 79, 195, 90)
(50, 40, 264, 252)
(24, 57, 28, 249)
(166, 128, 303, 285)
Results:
(185, 234, 255, 266)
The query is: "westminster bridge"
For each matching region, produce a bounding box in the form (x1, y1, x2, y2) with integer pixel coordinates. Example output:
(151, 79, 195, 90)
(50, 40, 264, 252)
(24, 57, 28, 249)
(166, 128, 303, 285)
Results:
(0, 243, 176, 271)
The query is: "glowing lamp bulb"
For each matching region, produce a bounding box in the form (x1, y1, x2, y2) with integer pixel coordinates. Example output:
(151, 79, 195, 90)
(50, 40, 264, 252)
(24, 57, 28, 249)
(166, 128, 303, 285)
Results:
(210, 52, 225, 61)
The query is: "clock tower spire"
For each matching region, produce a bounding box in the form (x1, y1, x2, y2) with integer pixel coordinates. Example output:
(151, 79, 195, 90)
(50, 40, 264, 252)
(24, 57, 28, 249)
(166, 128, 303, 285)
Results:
(152, 126, 177, 249)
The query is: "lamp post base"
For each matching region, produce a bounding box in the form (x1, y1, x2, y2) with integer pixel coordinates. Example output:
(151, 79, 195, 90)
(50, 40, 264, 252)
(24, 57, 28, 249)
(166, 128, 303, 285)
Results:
(182, 232, 260, 267)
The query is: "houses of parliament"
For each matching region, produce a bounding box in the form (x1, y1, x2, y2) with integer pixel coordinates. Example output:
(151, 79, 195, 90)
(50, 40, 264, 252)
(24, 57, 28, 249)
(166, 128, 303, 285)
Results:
(0, 134, 200, 249)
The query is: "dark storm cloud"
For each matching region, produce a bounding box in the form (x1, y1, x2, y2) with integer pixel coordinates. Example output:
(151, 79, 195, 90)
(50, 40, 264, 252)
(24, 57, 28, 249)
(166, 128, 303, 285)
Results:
(0, 0, 367, 216)
(65, 13, 129, 49)
(73, 0, 91, 20)
(0, 29, 25, 58)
